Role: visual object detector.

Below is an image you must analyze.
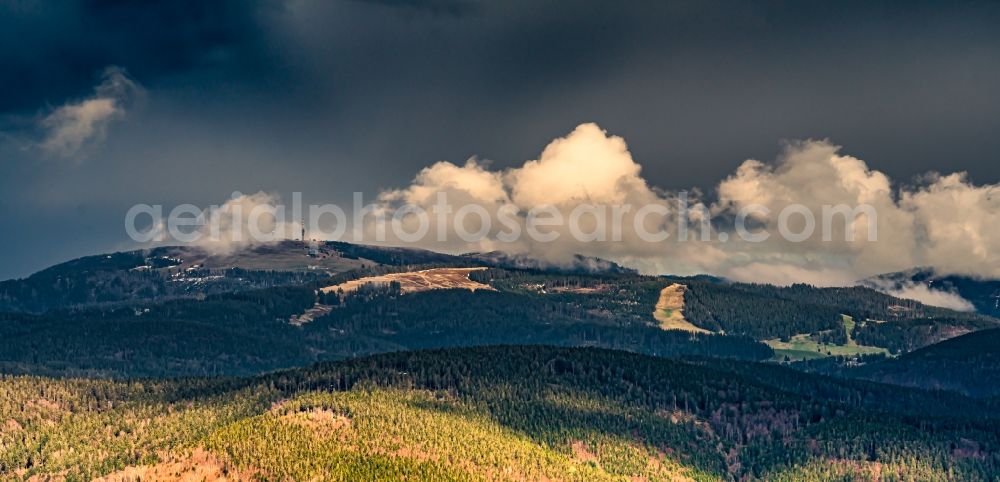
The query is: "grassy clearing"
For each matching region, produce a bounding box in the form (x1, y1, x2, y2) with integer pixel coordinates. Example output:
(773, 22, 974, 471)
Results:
(653, 284, 711, 333)
(769, 348, 829, 361)
(766, 315, 889, 362)
(320, 267, 493, 295)
(842, 315, 858, 345)
(294, 267, 495, 326)
(766, 334, 888, 362)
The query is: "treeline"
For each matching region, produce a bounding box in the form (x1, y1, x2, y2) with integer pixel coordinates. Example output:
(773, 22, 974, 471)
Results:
(0, 260, 328, 314)
(682, 282, 847, 340)
(845, 328, 1000, 398)
(327, 241, 464, 266)
(852, 315, 998, 354)
(0, 277, 771, 378)
(682, 280, 998, 350)
(471, 268, 668, 326)
(0, 284, 323, 378)
(309, 287, 772, 361)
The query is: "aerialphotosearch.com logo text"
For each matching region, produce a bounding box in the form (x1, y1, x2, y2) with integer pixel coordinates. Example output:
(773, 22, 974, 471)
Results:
(125, 191, 879, 245)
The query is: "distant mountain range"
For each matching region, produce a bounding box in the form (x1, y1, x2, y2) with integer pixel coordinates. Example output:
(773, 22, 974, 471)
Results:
(1, 240, 997, 380)
(0, 241, 635, 314)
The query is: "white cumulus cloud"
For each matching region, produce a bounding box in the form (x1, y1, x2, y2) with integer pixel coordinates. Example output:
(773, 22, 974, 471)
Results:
(372, 123, 1000, 286)
(146, 123, 999, 295)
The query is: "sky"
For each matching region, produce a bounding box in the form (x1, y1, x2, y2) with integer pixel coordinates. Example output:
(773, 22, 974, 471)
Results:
(1, 0, 999, 284)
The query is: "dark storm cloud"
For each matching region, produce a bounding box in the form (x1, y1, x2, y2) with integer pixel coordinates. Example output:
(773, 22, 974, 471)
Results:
(350, 0, 479, 16)
(0, 0, 276, 113)
(1, 0, 1000, 279)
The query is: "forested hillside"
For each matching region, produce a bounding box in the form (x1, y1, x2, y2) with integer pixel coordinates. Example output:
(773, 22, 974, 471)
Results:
(839, 328, 1000, 398)
(0, 243, 364, 313)
(681, 280, 998, 353)
(3, 346, 999, 481)
(0, 278, 771, 378)
(2, 245, 996, 378)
